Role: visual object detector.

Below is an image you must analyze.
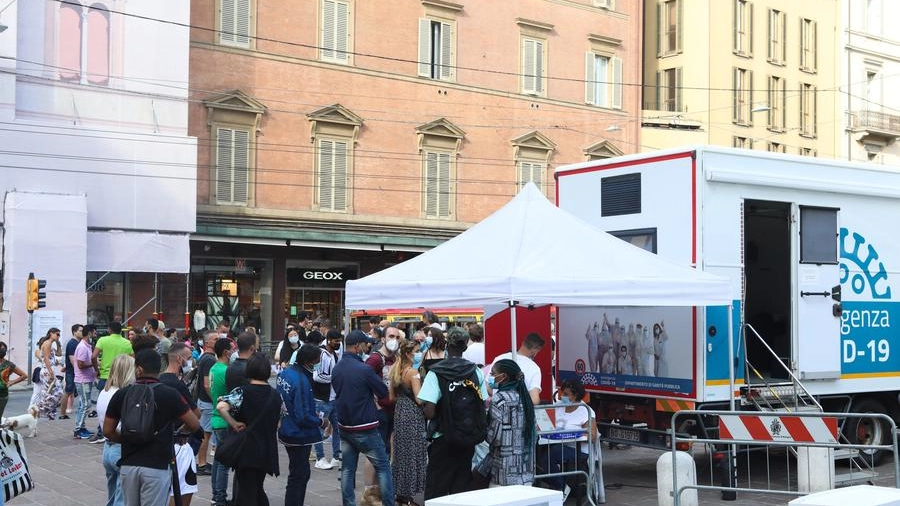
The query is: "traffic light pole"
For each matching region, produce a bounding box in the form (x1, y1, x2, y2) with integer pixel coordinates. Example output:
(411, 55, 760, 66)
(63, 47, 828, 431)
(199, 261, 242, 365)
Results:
(26, 310, 34, 386)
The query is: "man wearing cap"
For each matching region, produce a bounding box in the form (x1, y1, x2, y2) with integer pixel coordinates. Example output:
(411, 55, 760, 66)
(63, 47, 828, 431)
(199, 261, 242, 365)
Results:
(332, 330, 394, 506)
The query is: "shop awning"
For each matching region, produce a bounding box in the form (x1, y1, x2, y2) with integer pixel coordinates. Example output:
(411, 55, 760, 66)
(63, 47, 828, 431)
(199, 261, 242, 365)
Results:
(87, 230, 190, 273)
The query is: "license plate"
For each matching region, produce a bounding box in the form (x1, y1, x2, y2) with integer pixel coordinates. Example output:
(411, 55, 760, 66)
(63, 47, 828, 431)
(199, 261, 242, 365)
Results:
(608, 426, 641, 442)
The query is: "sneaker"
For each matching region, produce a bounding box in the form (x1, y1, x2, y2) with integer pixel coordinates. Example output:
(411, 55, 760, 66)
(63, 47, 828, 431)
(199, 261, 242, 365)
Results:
(330, 457, 341, 469)
(88, 433, 106, 444)
(314, 458, 335, 470)
(562, 485, 571, 503)
(88, 410, 98, 418)
(74, 428, 93, 440)
(59, 414, 70, 420)
(196, 463, 212, 476)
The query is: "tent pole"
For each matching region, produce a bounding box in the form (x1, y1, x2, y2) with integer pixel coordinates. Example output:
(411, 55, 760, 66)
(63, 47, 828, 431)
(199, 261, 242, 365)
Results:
(509, 300, 518, 359)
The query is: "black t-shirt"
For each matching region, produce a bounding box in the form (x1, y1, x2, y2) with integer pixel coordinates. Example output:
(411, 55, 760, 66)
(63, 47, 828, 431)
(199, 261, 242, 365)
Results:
(106, 378, 190, 470)
(196, 352, 216, 403)
(225, 358, 249, 393)
(158, 372, 197, 410)
(65, 339, 78, 374)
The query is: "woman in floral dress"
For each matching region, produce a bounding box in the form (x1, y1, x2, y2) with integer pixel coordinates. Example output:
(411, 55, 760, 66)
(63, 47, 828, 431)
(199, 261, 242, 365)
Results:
(30, 328, 64, 419)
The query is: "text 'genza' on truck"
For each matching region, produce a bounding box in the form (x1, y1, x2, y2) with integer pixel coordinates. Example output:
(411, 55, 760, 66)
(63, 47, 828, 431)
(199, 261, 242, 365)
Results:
(555, 146, 900, 463)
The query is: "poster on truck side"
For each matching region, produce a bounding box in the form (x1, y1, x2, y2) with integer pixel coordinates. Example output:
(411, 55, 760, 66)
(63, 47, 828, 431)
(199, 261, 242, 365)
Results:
(557, 306, 694, 395)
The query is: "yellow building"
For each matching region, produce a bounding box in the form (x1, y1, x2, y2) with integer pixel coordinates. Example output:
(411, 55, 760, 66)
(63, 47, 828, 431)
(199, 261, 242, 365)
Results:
(642, 0, 839, 157)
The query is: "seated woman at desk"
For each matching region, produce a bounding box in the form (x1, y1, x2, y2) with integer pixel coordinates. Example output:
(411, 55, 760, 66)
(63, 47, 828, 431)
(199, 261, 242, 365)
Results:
(544, 378, 593, 498)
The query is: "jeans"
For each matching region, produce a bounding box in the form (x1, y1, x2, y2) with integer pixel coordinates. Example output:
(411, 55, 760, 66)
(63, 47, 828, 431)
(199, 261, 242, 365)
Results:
(424, 436, 475, 500)
(74, 381, 93, 430)
(313, 399, 340, 459)
(340, 428, 394, 506)
(102, 441, 124, 506)
(211, 428, 231, 503)
(285, 445, 312, 506)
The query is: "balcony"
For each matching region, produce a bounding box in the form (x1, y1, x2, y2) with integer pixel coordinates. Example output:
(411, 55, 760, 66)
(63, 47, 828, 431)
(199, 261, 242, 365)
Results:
(849, 110, 900, 145)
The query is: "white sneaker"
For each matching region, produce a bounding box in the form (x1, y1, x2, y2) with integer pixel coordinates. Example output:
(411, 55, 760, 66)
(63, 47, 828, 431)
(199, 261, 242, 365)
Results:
(562, 484, 571, 502)
(330, 457, 341, 468)
(314, 458, 335, 470)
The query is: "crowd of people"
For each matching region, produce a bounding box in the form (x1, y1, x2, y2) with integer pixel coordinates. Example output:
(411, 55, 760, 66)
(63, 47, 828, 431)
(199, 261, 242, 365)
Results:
(0, 310, 598, 506)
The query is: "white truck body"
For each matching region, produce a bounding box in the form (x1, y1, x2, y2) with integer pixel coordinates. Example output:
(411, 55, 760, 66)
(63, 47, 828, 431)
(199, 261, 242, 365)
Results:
(555, 146, 900, 443)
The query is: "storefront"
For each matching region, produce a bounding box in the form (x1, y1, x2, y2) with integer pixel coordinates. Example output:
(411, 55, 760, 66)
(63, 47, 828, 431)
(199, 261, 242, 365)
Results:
(285, 264, 358, 326)
(189, 257, 274, 340)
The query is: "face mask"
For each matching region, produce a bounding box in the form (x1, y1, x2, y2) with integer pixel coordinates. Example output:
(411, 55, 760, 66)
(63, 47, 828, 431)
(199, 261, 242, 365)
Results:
(181, 359, 192, 375)
(559, 397, 572, 405)
(289, 335, 299, 344)
(413, 351, 423, 364)
(487, 376, 496, 390)
(419, 341, 428, 352)
(385, 339, 399, 353)
(425, 335, 433, 347)
(0, 349, 6, 359)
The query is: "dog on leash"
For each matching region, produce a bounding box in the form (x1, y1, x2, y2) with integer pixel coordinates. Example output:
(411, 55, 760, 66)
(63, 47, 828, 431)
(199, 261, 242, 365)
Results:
(358, 485, 382, 506)
(2, 406, 39, 438)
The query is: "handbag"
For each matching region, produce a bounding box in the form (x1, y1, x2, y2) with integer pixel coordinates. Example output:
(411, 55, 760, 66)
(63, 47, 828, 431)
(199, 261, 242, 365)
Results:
(0, 429, 34, 501)
(214, 389, 278, 469)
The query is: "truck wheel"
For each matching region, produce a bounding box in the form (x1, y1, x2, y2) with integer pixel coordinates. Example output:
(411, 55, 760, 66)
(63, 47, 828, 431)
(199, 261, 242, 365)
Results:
(844, 398, 890, 466)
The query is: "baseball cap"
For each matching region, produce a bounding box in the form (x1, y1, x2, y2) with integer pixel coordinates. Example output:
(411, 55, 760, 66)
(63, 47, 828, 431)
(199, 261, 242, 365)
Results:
(345, 329, 375, 346)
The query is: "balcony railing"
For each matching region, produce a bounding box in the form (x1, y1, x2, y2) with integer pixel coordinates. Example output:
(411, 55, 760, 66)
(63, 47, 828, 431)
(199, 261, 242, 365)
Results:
(850, 110, 900, 137)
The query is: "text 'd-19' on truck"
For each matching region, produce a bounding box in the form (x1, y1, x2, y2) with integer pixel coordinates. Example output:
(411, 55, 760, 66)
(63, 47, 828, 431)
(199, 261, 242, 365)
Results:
(555, 146, 900, 458)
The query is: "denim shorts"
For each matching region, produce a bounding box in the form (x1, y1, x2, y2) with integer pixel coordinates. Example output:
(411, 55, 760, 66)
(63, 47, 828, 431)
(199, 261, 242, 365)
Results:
(197, 400, 214, 433)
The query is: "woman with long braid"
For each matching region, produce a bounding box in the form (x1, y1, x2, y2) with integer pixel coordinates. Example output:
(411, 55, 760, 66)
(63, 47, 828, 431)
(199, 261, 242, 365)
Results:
(477, 358, 535, 486)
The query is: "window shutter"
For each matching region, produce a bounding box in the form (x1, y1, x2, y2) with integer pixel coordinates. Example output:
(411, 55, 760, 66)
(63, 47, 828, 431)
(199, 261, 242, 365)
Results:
(440, 22, 454, 79)
(437, 153, 451, 218)
(732, 67, 739, 123)
(611, 56, 622, 109)
(216, 128, 234, 203)
(232, 130, 250, 204)
(748, 69, 754, 124)
(534, 40, 544, 94)
(220, 0, 236, 44)
(585, 52, 596, 104)
(766, 10, 773, 60)
(812, 86, 817, 135)
(676, 0, 683, 52)
(675, 66, 683, 112)
(799, 18, 804, 66)
(780, 12, 787, 62)
(780, 78, 786, 129)
(418, 18, 431, 77)
(732, 0, 738, 52)
(656, 2, 663, 56)
(522, 39, 536, 93)
(333, 141, 348, 211)
(424, 152, 438, 217)
(748, 2, 753, 56)
(335, 1, 349, 62)
(234, 0, 250, 46)
(656, 70, 663, 110)
(321, 0, 336, 60)
(318, 139, 334, 209)
(812, 21, 817, 70)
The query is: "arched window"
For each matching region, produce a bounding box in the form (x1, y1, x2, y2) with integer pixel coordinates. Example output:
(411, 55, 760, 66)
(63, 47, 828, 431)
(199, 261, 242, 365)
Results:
(58, 3, 83, 82)
(86, 5, 110, 85)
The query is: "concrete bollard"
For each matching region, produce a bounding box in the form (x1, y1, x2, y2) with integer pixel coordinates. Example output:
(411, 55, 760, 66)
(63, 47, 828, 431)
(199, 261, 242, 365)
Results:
(657, 451, 698, 506)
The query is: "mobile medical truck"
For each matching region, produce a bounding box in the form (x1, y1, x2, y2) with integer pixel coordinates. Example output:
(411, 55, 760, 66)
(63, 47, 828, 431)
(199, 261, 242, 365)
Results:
(554, 146, 900, 456)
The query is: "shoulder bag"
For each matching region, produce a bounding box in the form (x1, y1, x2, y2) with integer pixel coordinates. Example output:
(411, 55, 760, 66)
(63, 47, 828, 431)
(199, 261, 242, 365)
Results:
(214, 388, 279, 469)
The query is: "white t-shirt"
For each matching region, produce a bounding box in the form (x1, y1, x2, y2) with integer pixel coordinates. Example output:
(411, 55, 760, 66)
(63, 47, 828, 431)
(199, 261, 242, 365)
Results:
(490, 352, 541, 394)
(462, 342, 485, 367)
(555, 405, 590, 453)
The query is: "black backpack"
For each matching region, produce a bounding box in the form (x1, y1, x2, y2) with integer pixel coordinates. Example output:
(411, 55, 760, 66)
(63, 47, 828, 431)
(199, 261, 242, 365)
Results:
(432, 371, 487, 447)
(120, 383, 160, 444)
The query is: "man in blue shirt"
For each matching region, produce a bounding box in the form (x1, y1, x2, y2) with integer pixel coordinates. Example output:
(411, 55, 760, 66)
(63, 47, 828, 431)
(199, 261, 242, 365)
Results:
(332, 330, 394, 506)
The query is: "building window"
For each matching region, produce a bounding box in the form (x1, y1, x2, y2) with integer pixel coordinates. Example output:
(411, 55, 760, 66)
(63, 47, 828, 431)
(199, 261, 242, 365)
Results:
(585, 53, 622, 109)
(767, 9, 786, 64)
(58, 3, 109, 85)
(517, 161, 545, 191)
(316, 139, 349, 212)
(732, 67, 753, 126)
(733, 0, 753, 57)
(733, 136, 753, 149)
(767, 75, 786, 131)
(800, 18, 817, 72)
(800, 147, 817, 157)
(215, 128, 251, 206)
(418, 18, 455, 80)
(521, 37, 546, 96)
(423, 151, 452, 219)
(658, 0, 682, 56)
(657, 67, 682, 112)
(219, 0, 251, 48)
(321, 0, 350, 64)
(800, 82, 817, 137)
(767, 142, 786, 153)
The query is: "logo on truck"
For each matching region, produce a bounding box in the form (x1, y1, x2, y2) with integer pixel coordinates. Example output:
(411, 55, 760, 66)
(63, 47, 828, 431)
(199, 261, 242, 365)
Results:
(840, 228, 891, 299)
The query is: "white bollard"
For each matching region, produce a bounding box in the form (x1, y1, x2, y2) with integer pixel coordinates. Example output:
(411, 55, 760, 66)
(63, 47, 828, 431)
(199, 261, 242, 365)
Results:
(657, 451, 698, 506)
(797, 447, 835, 493)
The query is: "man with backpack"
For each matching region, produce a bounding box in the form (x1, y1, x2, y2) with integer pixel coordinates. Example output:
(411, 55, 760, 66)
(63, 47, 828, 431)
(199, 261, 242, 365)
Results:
(418, 327, 488, 500)
(103, 348, 200, 506)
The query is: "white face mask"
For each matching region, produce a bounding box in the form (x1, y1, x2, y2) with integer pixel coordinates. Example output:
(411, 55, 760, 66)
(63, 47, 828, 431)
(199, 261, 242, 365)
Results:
(181, 359, 192, 375)
(289, 335, 300, 344)
(385, 338, 399, 353)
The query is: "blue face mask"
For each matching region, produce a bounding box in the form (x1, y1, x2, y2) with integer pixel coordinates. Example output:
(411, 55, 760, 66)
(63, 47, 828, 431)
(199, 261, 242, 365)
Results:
(425, 335, 433, 347)
(413, 351, 423, 364)
(559, 397, 572, 405)
(419, 341, 429, 352)
(487, 376, 496, 390)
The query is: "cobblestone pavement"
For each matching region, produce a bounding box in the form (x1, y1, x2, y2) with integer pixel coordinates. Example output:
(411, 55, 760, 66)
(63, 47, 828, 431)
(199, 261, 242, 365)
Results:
(5, 388, 899, 505)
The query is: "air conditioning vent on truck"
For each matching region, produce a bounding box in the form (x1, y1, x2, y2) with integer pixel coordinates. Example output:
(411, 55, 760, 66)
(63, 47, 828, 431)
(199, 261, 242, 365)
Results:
(601, 172, 641, 216)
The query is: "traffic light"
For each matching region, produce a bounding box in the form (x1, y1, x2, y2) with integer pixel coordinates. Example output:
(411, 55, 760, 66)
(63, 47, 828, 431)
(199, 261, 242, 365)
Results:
(25, 272, 46, 313)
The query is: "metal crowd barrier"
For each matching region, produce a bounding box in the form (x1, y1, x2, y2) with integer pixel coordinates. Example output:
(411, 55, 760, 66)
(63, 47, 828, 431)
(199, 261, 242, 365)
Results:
(533, 401, 603, 506)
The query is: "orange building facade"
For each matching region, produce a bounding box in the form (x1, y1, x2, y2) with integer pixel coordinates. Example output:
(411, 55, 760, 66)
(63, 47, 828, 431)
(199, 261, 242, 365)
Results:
(187, 0, 642, 341)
